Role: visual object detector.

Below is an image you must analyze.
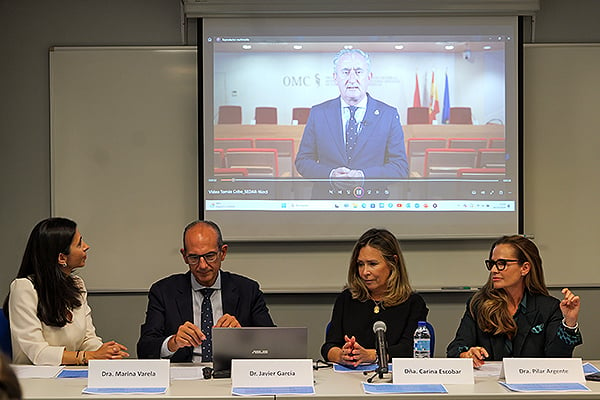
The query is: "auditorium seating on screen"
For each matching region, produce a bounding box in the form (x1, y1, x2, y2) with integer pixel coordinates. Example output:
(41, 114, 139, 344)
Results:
(449, 107, 473, 124)
(225, 148, 279, 177)
(408, 137, 506, 177)
(406, 107, 430, 124)
(457, 167, 506, 179)
(213, 167, 249, 177)
(214, 148, 225, 168)
(292, 107, 311, 125)
(214, 138, 254, 151)
(254, 138, 295, 177)
(217, 105, 242, 124)
(423, 148, 477, 177)
(255, 107, 278, 124)
(488, 137, 505, 148)
(477, 148, 506, 168)
(407, 138, 447, 177)
(448, 137, 488, 150)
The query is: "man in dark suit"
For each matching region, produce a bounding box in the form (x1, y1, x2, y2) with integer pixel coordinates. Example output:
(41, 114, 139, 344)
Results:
(295, 49, 408, 198)
(137, 220, 274, 362)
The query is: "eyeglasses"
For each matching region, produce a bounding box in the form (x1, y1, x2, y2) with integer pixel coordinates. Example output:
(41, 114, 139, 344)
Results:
(484, 259, 521, 271)
(185, 249, 220, 265)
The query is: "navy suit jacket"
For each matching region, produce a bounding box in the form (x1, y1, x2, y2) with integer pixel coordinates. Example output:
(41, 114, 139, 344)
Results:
(137, 270, 275, 362)
(295, 94, 408, 179)
(446, 293, 582, 360)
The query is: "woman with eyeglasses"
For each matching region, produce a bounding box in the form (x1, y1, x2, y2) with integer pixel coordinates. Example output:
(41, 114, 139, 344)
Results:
(446, 235, 582, 367)
(3, 217, 128, 365)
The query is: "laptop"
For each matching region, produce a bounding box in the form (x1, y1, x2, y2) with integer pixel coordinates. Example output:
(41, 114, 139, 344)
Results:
(212, 327, 308, 374)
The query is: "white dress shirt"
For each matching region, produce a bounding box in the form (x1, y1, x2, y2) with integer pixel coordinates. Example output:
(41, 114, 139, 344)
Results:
(159, 272, 224, 361)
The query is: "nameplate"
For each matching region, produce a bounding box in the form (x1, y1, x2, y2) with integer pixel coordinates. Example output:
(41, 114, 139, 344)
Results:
(231, 359, 313, 388)
(392, 358, 474, 384)
(88, 359, 169, 388)
(502, 358, 584, 384)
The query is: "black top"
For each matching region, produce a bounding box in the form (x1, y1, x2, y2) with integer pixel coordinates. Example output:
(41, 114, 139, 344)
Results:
(321, 289, 429, 360)
(446, 292, 582, 359)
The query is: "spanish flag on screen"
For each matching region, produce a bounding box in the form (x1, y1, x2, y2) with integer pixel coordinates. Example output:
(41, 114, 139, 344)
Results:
(429, 71, 440, 123)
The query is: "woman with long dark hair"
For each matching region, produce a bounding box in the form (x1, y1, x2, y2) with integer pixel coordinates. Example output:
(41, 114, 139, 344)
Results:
(3, 217, 128, 365)
(447, 235, 582, 367)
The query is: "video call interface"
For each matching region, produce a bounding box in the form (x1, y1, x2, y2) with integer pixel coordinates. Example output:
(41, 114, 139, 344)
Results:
(201, 17, 519, 240)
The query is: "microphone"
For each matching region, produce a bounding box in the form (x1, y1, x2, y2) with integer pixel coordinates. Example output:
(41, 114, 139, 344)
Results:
(373, 321, 389, 376)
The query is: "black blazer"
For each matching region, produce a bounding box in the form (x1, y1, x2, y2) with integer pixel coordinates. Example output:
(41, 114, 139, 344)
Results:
(446, 292, 582, 360)
(137, 270, 275, 362)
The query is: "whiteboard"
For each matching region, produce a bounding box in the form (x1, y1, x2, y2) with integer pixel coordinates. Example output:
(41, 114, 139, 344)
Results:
(522, 44, 600, 287)
(50, 47, 198, 291)
(50, 45, 600, 292)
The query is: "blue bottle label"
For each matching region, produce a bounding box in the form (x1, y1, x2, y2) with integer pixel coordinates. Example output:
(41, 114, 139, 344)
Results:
(414, 339, 430, 352)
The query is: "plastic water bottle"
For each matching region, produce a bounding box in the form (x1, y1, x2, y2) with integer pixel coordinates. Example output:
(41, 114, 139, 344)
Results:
(413, 321, 431, 358)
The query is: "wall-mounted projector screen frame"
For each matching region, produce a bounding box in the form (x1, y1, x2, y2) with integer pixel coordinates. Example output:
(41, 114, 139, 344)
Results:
(201, 16, 521, 241)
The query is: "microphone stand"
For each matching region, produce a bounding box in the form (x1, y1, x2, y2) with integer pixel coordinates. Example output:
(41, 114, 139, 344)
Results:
(364, 365, 389, 382)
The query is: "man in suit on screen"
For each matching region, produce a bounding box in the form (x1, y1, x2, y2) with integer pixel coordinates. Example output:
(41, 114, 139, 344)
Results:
(295, 48, 408, 198)
(137, 220, 274, 362)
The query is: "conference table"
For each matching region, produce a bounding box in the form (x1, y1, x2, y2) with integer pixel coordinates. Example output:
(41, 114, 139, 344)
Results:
(18, 361, 600, 400)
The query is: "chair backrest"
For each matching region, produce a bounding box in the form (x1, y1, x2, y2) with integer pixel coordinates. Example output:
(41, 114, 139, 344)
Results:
(225, 148, 279, 177)
(217, 105, 242, 124)
(291, 107, 311, 125)
(407, 138, 448, 156)
(449, 107, 473, 124)
(424, 148, 477, 177)
(488, 137, 505, 148)
(457, 167, 506, 179)
(448, 137, 489, 150)
(214, 138, 254, 152)
(406, 107, 430, 124)
(255, 107, 278, 124)
(477, 148, 506, 168)
(406, 138, 447, 177)
(213, 167, 249, 177)
(0, 308, 12, 359)
(254, 138, 295, 177)
(254, 138, 294, 157)
(213, 148, 225, 168)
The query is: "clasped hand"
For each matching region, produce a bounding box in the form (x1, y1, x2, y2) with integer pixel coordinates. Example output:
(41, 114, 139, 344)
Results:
(94, 341, 129, 360)
(331, 167, 364, 179)
(339, 335, 376, 367)
(169, 314, 241, 352)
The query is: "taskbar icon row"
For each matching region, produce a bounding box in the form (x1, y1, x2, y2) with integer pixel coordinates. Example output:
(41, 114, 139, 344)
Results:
(206, 200, 515, 211)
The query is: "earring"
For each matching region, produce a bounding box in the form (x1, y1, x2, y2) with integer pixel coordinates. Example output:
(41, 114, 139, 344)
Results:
(60, 262, 68, 268)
